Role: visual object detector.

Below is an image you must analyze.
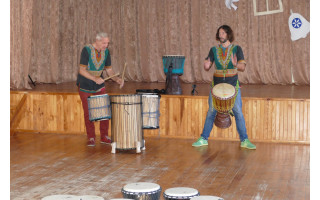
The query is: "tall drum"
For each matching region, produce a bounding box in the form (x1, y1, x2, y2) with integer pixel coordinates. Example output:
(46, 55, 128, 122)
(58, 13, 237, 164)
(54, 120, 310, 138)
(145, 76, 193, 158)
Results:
(110, 94, 143, 153)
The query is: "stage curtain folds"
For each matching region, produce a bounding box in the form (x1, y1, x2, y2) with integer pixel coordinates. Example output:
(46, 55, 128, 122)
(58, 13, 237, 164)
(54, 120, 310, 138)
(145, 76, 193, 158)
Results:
(10, 0, 310, 89)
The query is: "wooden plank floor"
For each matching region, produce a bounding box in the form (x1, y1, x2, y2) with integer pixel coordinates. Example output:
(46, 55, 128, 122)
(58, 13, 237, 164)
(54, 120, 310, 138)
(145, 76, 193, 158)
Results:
(11, 132, 310, 200)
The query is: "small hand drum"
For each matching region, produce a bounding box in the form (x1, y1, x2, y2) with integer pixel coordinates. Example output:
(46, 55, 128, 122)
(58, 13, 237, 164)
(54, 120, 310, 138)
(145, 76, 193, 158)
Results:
(162, 55, 185, 75)
(121, 182, 162, 200)
(190, 196, 224, 200)
(211, 83, 237, 129)
(163, 187, 200, 200)
(87, 94, 111, 121)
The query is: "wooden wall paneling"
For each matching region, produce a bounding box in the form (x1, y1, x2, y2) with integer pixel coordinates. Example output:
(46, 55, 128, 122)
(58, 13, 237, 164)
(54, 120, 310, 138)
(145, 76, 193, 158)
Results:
(295, 101, 300, 142)
(307, 101, 310, 141)
(10, 92, 310, 144)
(300, 101, 305, 142)
(287, 100, 292, 141)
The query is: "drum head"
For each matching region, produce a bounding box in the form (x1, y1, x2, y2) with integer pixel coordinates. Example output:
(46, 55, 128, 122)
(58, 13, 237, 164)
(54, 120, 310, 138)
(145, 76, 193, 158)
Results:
(164, 187, 199, 197)
(41, 195, 79, 200)
(212, 83, 236, 99)
(123, 182, 160, 193)
(88, 94, 109, 99)
(78, 195, 105, 200)
(110, 199, 134, 200)
(190, 196, 224, 200)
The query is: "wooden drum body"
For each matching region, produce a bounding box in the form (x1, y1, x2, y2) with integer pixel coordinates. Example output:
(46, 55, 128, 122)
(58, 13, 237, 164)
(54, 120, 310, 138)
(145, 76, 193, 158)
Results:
(110, 94, 143, 153)
(141, 94, 160, 129)
(87, 94, 111, 121)
(211, 83, 237, 129)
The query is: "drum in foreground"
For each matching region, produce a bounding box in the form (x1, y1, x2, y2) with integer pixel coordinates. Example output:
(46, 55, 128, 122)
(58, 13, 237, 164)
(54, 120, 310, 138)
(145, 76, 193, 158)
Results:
(110, 94, 143, 153)
(190, 196, 224, 200)
(41, 195, 79, 200)
(140, 93, 160, 129)
(88, 94, 111, 121)
(211, 83, 237, 129)
(78, 195, 105, 200)
(163, 187, 199, 200)
(121, 182, 161, 200)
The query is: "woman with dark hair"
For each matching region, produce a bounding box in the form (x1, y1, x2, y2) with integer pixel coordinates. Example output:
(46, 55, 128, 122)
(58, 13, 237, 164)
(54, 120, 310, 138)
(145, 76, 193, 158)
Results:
(192, 25, 256, 149)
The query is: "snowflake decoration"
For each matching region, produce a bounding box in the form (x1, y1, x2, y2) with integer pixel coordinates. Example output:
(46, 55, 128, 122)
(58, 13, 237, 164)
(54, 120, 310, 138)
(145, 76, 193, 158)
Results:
(292, 18, 302, 29)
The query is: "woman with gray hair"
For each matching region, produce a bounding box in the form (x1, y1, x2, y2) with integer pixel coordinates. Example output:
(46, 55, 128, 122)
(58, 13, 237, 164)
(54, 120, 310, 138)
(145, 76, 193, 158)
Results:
(76, 32, 124, 147)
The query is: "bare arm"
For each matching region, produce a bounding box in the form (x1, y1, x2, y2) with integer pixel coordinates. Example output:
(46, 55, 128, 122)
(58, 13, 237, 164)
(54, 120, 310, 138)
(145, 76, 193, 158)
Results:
(231, 54, 246, 72)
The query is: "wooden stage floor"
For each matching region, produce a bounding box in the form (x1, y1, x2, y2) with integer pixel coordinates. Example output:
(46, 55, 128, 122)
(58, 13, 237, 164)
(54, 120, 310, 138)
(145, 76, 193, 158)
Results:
(11, 132, 309, 200)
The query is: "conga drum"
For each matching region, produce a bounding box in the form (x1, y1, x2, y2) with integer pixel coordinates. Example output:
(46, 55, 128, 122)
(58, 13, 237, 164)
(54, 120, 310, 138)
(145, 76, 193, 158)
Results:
(121, 182, 162, 200)
(163, 187, 199, 200)
(190, 196, 224, 200)
(140, 93, 160, 129)
(87, 94, 111, 121)
(110, 94, 143, 153)
(211, 83, 237, 129)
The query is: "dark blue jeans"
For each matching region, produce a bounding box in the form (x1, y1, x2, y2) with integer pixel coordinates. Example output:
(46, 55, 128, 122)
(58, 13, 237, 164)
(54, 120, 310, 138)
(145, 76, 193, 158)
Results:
(200, 88, 248, 141)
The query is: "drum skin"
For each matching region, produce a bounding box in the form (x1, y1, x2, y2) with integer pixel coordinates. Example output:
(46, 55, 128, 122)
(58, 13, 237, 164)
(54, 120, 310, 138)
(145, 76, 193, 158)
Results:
(163, 187, 200, 200)
(121, 182, 162, 200)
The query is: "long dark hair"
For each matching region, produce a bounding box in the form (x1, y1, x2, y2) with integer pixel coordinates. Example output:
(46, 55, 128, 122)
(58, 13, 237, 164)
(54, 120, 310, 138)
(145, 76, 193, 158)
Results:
(215, 25, 234, 43)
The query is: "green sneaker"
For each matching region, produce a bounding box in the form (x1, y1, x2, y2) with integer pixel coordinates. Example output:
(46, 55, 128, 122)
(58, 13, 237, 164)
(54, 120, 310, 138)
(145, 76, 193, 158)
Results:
(240, 139, 256, 150)
(192, 137, 208, 147)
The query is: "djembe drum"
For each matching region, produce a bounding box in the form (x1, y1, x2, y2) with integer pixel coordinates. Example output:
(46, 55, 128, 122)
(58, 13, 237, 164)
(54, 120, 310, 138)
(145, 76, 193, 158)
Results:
(211, 83, 237, 129)
(87, 94, 111, 121)
(162, 55, 185, 95)
(110, 94, 144, 154)
(163, 187, 200, 200)
(121, 182, 162, 200)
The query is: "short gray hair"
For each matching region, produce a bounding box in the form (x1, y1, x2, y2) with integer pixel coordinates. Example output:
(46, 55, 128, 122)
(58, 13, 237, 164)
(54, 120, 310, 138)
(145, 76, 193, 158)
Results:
(96, 32, 108, 40)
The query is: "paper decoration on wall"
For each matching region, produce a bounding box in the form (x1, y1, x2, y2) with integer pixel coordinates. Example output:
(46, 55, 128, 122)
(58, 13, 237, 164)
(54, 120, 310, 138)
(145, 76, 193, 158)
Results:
(288, 10, 310, 41)
(253, 0, 283, 16)
(225, 0, 239, 10)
